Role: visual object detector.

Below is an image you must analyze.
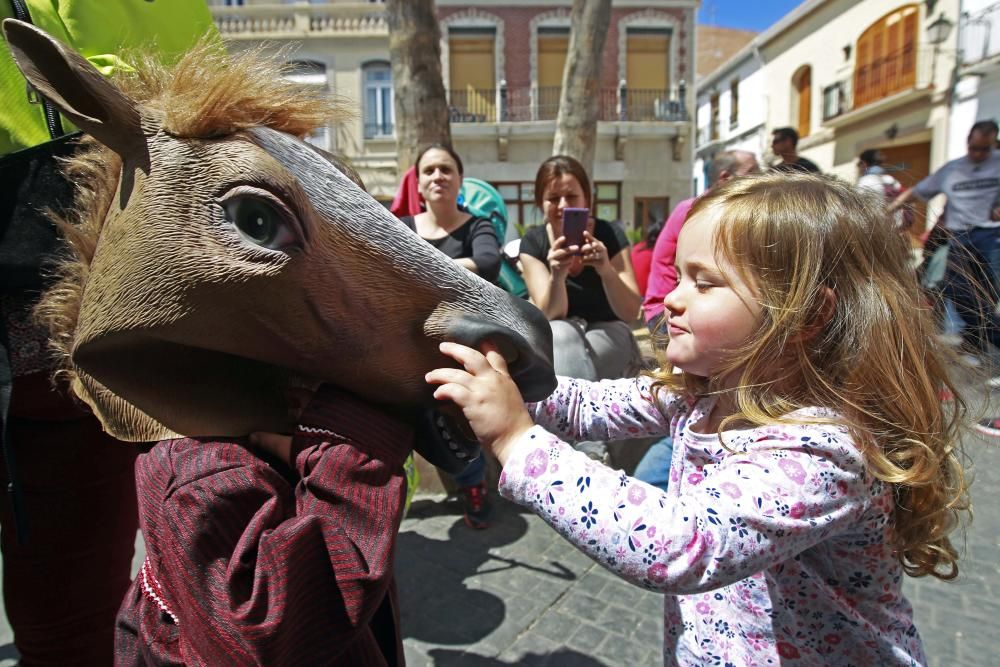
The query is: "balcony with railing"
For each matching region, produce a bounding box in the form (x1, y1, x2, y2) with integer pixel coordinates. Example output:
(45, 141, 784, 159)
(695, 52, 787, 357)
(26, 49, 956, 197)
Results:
(822, 46, 935, 124)
(210, 2, 388, 38)
(960, 2, 1000, 67)
(446, 83, 689, 124)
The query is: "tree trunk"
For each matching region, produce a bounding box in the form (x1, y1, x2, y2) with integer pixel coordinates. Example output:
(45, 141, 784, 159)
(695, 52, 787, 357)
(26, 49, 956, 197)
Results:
(552, 0, 612, 177)
(385, 0, 451, 173)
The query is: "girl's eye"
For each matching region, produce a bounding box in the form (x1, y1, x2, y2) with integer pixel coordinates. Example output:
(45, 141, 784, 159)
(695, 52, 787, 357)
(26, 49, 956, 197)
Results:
(223, 196, 297, 250)
(695, 281, 714, 291)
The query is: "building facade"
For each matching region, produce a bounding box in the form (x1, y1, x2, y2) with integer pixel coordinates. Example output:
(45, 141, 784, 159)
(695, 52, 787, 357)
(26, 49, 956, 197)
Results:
(693, 0, 965, 233)
(209, 0, 697, 237)
(949, 0, 1000, 159)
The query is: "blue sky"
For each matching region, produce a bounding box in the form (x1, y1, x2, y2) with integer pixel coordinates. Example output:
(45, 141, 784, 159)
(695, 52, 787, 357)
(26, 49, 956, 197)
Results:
(697, 0, 805, 32)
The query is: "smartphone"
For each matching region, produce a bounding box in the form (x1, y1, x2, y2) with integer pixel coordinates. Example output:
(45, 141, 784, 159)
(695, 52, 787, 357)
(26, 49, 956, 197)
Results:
(561, 207, 589, 252)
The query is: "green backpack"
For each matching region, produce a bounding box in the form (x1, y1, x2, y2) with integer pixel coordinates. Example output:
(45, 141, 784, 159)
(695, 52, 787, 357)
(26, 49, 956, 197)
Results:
(459, 178, 528, 298)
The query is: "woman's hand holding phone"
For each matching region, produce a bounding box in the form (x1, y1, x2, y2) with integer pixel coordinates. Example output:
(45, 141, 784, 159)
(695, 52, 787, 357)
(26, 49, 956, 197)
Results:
(580, 231, 612, 276)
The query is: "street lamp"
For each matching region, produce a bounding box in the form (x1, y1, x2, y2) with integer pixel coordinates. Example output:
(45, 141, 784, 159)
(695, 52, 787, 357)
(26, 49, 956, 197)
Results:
(926, 14, 954, 46)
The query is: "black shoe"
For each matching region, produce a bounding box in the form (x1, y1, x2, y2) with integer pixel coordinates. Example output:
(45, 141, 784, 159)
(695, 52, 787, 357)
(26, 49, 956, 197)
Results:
(459, 482, 491, 529)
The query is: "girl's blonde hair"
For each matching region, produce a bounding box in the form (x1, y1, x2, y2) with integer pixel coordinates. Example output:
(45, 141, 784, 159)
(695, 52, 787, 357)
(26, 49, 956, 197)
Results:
(653, 172, 968, 580)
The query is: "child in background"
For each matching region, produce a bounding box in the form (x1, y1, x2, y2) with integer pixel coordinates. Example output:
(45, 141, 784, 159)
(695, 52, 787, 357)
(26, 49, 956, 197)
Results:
(427, 172, 969, 665)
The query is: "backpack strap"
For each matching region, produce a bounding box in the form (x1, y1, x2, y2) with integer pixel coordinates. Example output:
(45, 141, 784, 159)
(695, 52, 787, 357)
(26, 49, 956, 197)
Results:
(9, 0, 65, 140)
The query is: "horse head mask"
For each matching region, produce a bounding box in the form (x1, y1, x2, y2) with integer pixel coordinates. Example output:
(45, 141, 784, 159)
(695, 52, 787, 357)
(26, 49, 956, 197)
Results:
(3, 20, 556, 462)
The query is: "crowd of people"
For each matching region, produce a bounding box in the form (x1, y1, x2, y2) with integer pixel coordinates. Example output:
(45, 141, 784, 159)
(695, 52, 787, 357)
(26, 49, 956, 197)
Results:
(1, 2, 997, 664)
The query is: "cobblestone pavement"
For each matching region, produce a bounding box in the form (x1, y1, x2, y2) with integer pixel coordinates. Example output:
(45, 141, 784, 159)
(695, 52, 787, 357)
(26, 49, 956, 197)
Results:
(0, 421, 994, 666)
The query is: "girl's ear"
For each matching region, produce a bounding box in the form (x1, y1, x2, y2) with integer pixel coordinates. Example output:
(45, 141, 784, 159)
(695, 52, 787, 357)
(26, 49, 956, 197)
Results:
(794, 286, 837, 344)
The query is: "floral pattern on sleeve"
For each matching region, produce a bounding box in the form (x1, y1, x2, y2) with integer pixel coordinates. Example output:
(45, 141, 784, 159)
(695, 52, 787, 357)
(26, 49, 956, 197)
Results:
(502, 378, 924, 666)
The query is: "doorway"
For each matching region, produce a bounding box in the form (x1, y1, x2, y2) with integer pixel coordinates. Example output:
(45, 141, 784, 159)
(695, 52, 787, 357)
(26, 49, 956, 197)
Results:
(880, 141, 930, 235)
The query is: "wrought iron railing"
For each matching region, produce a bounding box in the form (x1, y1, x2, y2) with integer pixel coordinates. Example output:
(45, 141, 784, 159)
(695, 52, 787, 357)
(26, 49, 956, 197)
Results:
(823, 46, 934, 121)
(960, 2, 1000, 65)
(448, 85, 688, 123)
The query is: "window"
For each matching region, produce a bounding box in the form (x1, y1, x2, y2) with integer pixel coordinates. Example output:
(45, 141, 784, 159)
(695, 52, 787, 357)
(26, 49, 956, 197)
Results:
(626, 27, 671, 121)
(634, 197, 669, 238)
(792, 65, 811, 138)
(362, 62, 393, 139)
(822, 82, 846, 120)
(854, 5, 919, 108)
(449, 27, 496, 122)
(285, 60, 327, 86)
(537, 27, 569, 120)
(594, 182, 621, 222)
(495, 182, 542, 230)
(494, 181, 621, 230)
(729, 78, 739, 128)
(710, 93, 720, 141)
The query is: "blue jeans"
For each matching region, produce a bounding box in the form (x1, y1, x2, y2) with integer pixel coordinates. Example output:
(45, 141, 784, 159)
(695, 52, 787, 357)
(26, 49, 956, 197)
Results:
(632, 437, 673, 493)
(941, 228, 1000, 351)
(453, 454, 486, 488)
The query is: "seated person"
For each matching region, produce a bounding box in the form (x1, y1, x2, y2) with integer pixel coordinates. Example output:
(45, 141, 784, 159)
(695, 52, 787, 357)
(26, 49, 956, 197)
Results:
(519, 155, 641, 461)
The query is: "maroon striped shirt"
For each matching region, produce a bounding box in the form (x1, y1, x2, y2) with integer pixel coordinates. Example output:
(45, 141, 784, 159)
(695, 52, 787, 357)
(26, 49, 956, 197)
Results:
(115, 385, 411, 665)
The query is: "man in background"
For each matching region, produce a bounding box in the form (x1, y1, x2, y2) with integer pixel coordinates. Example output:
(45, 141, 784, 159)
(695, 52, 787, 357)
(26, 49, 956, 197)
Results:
(770, 127, 821, 174)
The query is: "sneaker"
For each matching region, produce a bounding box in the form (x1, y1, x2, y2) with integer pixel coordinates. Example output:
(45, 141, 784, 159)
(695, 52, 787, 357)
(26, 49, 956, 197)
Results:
(459, 482, 491, 529)
(974, 417, 1000, 438)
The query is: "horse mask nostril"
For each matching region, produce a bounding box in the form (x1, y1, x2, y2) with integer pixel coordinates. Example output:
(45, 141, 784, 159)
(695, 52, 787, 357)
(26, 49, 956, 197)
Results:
(443, 312, 556, 402)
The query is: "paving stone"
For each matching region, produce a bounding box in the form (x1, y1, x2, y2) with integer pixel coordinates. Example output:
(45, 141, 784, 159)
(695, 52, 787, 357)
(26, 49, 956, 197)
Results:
(567, 623, 611, 653)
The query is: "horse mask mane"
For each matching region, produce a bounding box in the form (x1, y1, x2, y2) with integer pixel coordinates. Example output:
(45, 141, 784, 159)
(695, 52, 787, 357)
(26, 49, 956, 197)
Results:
(4, 19, 556, 443)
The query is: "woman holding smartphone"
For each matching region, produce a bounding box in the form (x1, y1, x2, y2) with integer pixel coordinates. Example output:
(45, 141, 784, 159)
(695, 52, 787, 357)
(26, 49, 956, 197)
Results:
(519, 156, 642, 455)
(399, 143, 501, 528)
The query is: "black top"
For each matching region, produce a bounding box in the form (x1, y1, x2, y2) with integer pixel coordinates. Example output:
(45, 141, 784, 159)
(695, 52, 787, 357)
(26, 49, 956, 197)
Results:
(401, 213, 501, 282)
(519, 218, 629, 323)
(772, 156, 821, 174)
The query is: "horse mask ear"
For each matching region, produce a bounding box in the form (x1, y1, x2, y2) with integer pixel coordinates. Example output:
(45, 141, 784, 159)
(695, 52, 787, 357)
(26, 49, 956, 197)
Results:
(2, 19, 145, 161)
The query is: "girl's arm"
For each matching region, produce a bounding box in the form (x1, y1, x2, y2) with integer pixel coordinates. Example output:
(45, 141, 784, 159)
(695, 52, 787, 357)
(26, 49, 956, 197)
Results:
(528, 375, 678, 444)
(156, 387, 408, 663)
(500, 423, 873, 595)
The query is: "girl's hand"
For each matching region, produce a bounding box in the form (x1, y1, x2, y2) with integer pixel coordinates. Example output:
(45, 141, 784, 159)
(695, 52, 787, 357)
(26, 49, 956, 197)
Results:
(580, 231, 613, 276)
(425, 341, 535, 466)
(547, 236, 582, 277)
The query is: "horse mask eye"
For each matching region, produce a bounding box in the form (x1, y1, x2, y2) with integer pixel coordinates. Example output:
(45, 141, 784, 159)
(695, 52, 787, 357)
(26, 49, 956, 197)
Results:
(224, 196, 296, 250)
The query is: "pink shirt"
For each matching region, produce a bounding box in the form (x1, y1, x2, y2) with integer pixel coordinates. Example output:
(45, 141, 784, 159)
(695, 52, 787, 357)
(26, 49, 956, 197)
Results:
(642, 197, 697, 324)
(500, 376, 924, 666)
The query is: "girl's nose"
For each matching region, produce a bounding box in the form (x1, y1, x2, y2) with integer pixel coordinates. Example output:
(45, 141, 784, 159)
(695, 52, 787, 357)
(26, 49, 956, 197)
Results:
(663, 288, 682, 315)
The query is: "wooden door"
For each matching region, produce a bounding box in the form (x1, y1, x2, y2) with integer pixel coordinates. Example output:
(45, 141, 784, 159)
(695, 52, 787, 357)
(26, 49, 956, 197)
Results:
(796, 68, 811, 138)
(880, 141, 930, 236)
(854, 5, 919, 108)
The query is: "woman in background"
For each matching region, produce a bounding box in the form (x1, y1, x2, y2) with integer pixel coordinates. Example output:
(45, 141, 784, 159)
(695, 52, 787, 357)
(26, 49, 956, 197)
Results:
(399, 143, 500, 529)
(518, 155, 641, 461)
